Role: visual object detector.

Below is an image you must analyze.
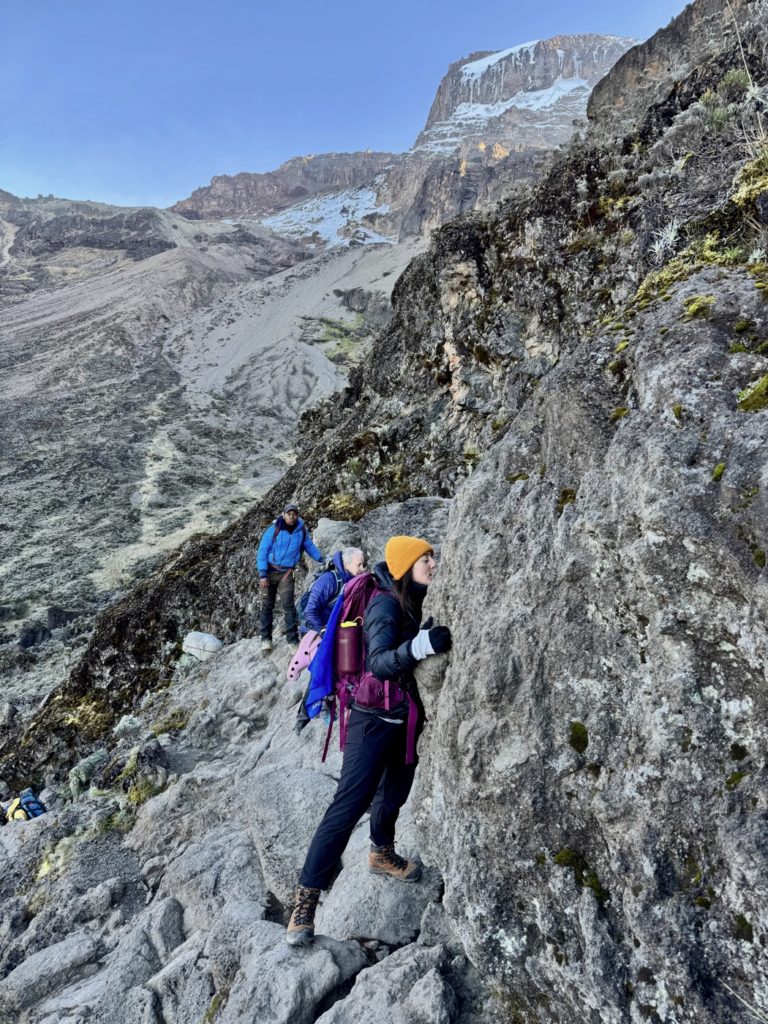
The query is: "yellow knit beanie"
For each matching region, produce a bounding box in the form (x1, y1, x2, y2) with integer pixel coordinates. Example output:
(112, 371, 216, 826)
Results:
(385, 536, 434, 580)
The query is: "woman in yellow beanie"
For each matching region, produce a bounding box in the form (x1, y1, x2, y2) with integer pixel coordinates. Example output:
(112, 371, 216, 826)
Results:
(287, 536, 452, 946)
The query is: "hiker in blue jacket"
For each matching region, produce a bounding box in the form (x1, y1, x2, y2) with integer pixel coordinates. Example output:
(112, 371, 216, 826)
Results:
(257, 503, 323, 651)
(293, 547, 366, 735)
(286, 535, 452, 946)
(303, 548, 366, 634)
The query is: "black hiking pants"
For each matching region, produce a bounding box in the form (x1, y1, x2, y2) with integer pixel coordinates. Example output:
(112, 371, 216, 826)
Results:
(299, 708, 418, 890)
(260, 569, 298, 640)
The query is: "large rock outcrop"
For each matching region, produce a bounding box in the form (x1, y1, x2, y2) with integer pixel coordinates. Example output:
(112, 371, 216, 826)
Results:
(415, 35, 637, 155)
(170, 152, 399, 221)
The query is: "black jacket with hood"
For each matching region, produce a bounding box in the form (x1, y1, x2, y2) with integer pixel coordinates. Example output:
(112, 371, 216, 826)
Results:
(359, 561, 427, 720)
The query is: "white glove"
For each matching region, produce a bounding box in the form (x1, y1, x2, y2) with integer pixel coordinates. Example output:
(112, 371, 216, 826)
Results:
(410, 629, 435, 661)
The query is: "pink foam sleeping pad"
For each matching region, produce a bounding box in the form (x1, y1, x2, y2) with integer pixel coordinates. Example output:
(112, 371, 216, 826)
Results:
(286, 630, 322, 680)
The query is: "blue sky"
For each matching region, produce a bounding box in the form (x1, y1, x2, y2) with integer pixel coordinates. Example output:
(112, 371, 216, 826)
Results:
(0, 0, 687, 208)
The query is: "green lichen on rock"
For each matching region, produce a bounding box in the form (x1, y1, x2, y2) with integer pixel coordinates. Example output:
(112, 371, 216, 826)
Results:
(553, 848, 609, 905)
(556, 488, 577, 516)
(614, 340, 629, 353)
(672, 404, 683, 420)
(150, 708, 189, 736)
(738, 374, 768, 412)
(569, 721, 589, 754)
(712, 463, 726, 482)
(732, 914, 754, 943)
(754, 548, 766, 569)
(127, 778, 165, 806)
(734, 319, 753, 334)
(323, 492, 366, 520)
(681, 294, 716, 322)
(725, 770, 747, 790)
(506, 472, 529, 484)
(610, 407, 630, 421)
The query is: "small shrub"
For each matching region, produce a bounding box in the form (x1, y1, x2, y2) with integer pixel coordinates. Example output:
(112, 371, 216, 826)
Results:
(718, 68, 751, 102)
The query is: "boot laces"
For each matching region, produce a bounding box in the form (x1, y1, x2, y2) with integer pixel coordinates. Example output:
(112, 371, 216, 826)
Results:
(376, 843, 408, 870)
(292, 886, 319, 925)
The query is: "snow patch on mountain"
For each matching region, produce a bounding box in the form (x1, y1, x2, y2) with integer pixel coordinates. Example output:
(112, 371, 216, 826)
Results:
(261, 187, 393, 246)
(416, 77, 591, 153)
(461, 41, 540, 80)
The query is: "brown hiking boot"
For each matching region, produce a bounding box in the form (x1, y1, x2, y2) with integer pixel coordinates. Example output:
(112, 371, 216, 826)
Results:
(368, 843, 422, 883)
(286, 884, 321, 946)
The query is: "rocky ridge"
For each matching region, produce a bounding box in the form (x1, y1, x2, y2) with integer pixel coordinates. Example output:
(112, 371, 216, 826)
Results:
(171, 35, 637, 244)
(3, 0, 768, 1021)
(170, 152, 400, 222)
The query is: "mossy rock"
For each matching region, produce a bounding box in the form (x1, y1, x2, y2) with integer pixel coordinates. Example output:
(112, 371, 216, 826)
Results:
(725, 770, 747, 790)
(553, 847, 609, 905)
(738, 374, 768, 412)
(323, 492, 367, 521)
(732, 146, 768, 209)
(569, 721, 589, 754)
(610, 407, 630, 422)
(150, 708, 190, 736)
(556, 488, 577, 516)
(681, 294, 716, 322)
(712, 463, 726, 482)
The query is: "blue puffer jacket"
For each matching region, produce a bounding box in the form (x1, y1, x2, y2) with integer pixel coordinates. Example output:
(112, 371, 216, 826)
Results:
(256, 517, 323, 578)
(304, 551, 351, 632)
(361, 562, 426, 719)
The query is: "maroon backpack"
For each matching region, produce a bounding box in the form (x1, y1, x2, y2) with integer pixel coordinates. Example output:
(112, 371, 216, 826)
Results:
(323, 572, 419, 764)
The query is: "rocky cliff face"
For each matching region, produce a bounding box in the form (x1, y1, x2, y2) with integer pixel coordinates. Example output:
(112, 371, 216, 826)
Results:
(170, 152, 399, 221)
(415, 34, 637, 155)
(3, 0, 768, 1021)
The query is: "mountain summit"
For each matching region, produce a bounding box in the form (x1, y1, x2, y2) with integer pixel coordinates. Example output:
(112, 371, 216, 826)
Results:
(415, 34, 637, 155)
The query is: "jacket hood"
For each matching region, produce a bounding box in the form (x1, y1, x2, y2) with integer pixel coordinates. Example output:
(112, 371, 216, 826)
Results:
(333, 550, 352, 581)
(373, 560, 395, 592)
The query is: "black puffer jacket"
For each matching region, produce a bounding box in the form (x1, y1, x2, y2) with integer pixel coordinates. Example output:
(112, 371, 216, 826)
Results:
(360, 562, 426, 719)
